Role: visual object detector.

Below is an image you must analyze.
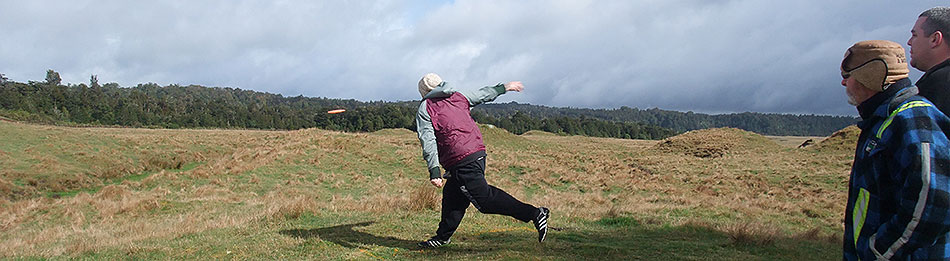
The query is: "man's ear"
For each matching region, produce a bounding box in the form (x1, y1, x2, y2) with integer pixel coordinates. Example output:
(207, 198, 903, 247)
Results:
(931, 31, 944, 48)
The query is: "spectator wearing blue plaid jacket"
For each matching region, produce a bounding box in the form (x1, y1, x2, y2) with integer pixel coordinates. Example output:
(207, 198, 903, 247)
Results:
(841, 40, 950, 260)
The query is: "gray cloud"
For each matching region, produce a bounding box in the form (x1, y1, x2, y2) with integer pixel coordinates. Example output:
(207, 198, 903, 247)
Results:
(0, 0, 944, 115)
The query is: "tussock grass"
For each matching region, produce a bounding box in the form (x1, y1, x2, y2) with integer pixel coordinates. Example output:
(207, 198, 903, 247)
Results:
(720, 221, 781, 246)
(408, 184, 440, 211)
(266, 193, 318, 220)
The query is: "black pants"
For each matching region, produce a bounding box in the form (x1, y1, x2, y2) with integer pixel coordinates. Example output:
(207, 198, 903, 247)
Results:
(434, 155, 540, 241)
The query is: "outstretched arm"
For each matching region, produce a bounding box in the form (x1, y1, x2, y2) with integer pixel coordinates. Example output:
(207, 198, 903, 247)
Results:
(462, 81, 524, 106)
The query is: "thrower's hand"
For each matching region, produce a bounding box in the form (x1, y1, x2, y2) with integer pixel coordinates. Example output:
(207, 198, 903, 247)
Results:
(430, 178, 445, 188)
(504, 81, 524, 92)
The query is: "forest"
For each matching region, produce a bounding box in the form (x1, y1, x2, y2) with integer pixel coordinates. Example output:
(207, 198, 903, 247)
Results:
(0, 71, 678, 140)
(0, 70, 855, 139)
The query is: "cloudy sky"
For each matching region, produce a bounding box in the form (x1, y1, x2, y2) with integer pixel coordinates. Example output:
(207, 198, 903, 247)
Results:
(0, 1, 945, 116)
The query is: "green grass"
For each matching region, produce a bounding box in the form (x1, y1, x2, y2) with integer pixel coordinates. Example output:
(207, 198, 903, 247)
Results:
(596, 216, 641, 227)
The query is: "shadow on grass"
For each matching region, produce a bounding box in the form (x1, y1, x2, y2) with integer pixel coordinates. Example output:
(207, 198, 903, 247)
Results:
(279, 221, 417, 249)
(278, 219, 840, 260)
(408, 223, 840, 260)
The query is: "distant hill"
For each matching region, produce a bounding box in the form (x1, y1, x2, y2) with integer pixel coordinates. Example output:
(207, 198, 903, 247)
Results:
(472, 102, 857, 136)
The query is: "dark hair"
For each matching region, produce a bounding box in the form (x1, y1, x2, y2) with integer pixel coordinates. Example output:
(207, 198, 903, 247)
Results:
(920, 7, 950, 44)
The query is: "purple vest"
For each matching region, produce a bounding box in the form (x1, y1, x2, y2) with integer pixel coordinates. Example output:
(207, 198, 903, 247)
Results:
(426, 92, 486, 168)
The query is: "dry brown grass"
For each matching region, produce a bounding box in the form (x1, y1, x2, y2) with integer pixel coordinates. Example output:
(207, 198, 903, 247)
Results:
(765, 135, 826, 148)
(0, 122, 251, 200)
(0, 123, 325, 257)
(793, 227, 842, 245)
(0, 177, 21, 200)
(91, 185, 164, 218)
(814, 125, 860, 152)
(521, 130, 558, 136)
(0, 184, 328, 257)
(720, 221, 781, 246)
(0, 122, 854, 257)
(265, 192, 319, 220)
(0, 197, 50, 231)
(652, 128, 778, 158)
(408, 184, 440, 211)
(500, 126, 851, 234)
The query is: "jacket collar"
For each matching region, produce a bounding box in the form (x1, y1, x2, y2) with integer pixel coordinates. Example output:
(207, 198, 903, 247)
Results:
(422, 82, 453, 99)
(918, 58, 950, 84)
(856, 78, 915, 120)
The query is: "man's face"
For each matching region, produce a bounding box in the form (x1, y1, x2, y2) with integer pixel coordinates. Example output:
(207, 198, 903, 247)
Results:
(908, 16, 934, 71)
(842, 74, 870, 106)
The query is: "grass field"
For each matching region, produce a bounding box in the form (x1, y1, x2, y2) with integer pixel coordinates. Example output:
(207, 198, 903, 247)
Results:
(0, 121, 856, 260)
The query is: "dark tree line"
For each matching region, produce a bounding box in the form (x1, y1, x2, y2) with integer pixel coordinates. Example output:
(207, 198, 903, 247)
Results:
(471, 111, 675, 140)
(0, 70, 855, 137)
(0, 78, 388, 130)
(0, 73, 679, 140)
(474, 102, 858, 136)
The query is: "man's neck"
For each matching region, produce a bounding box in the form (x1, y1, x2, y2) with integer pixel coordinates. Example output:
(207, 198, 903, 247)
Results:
(928, 47, 950, 71)
(925, 56, 950, 72)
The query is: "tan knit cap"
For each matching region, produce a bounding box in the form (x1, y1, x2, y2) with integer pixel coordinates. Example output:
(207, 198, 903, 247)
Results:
(841, 40, 909, 91)
(418, 73, 442, 97)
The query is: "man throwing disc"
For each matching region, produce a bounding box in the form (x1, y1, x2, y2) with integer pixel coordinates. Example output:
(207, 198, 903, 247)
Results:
(414, 73, 549, 248)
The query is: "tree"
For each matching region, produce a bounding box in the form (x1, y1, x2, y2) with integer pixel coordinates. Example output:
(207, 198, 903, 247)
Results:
(90, 74, 99, 88)
(45, 70, 61, 85)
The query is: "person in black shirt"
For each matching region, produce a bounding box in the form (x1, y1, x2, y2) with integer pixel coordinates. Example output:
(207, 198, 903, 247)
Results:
(908, 7, 950, 114)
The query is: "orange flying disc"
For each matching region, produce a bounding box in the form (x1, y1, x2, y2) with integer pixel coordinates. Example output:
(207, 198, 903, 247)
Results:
(327, 109, 346, 114)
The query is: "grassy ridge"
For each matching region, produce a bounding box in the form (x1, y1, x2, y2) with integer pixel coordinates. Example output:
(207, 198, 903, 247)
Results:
(0, 121, 851, 259)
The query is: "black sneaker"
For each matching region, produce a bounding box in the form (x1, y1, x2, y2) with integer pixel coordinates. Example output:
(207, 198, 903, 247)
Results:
(533, 207, 550, 242)
(418, 238, 450, 248)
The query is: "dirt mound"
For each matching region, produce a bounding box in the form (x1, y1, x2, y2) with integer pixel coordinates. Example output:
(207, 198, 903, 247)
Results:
(813, 125, 859, 152)
(652, 128, 777, 158)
